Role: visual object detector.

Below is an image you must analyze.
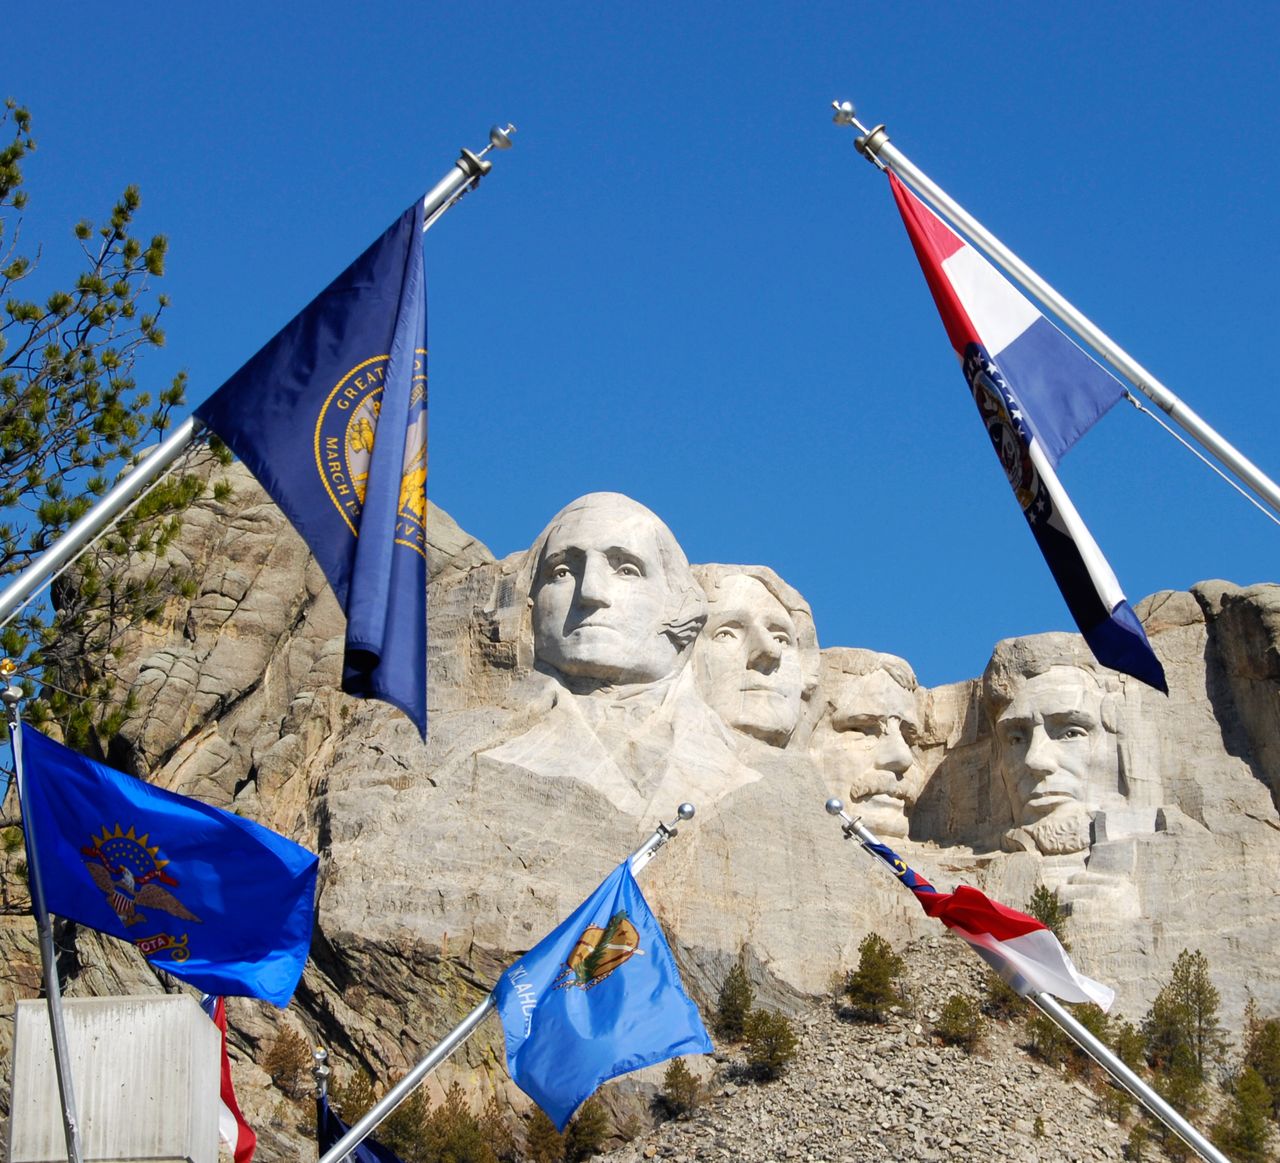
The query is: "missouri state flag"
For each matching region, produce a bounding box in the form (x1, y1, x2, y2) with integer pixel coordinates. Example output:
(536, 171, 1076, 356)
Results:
(888, 171, 1166, 693)
(195, 198, 429, 736)
(865, 838, 1114, 1010)
(18, 725, 318, 1007)
(493, 860, 713, 1129)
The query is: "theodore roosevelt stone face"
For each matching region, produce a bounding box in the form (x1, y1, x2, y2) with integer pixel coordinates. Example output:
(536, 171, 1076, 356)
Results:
(819, 655, 923, 839)
(529, 494, 703, 686)
(693, 572, 806, 747)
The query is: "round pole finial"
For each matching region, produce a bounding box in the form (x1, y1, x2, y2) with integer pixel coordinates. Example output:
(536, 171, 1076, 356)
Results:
(832, 100, 857, 125)
(489, 124, 516, 150)
(825, 798, 845, 816)
(676, 803, 695, 821)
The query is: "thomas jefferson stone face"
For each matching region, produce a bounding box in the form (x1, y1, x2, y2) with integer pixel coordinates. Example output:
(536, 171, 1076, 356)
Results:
(694, 574, 804, 747)
(824, 669, 922, 838)
(530, 497, 683, 685)
(994, 666, 1121, 852)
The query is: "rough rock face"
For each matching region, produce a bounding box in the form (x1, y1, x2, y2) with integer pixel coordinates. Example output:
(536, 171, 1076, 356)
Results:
(1, 468, 1277, 1161)
(601, 932, 1244, 1163)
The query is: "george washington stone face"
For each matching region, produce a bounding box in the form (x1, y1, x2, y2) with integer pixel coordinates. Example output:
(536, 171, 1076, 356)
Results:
(528, 493, 704, 687)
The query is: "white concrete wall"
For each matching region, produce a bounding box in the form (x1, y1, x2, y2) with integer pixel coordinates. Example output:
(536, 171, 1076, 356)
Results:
(9, 995, 219, 1163)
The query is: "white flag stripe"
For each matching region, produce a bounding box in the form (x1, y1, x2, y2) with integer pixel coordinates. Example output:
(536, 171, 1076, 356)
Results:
(1026, 436, 1128, 612)
(959, 927, 1115, 1011)
(942, 243, 1039, 356)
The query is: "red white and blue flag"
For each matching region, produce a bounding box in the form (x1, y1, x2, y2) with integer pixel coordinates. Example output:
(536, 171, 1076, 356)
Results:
(888, 171, 1166, 693)
(200, 995, 256, 1163)
(866, 839, 1114, 1010)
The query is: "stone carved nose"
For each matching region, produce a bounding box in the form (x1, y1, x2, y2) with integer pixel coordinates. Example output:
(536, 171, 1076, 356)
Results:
(877, 719, 913, 777)
(1023, 725, 1057, 774)
(745, 625, 781, 672)
(576, 555, 612, 608)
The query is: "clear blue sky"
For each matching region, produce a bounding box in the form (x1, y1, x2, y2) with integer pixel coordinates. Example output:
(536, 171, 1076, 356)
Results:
(9, 3, 1279, 688)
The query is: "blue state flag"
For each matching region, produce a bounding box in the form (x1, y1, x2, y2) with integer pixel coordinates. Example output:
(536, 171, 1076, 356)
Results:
(316, 1094, 406, 1163)
(195, 199, 429, 736)
(19, 726, 318, 1007)
(493, 860, 713, 1130)
(888, 172, 1167, 692)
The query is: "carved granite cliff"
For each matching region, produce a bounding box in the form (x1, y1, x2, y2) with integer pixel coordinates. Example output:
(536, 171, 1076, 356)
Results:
(1, 468, 1277, 1158)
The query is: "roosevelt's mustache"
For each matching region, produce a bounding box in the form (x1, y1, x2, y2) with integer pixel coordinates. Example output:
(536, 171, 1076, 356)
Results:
(848, 769, 920, 803)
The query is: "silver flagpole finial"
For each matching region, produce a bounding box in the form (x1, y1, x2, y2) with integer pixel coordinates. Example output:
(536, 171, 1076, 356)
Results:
(629, 803, 696, 874)
(313, 1046, 331, 1100)
(831, 100, 858, 126)
(830, 100, 889, 169)
(488, 124, 516, 151)
(823, 797, 866, 842)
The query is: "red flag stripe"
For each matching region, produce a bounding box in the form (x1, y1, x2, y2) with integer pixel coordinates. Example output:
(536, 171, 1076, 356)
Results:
(211, 997, 256, 1163)
(888, 171, 978, 358)
(913, 884, 1048, 943)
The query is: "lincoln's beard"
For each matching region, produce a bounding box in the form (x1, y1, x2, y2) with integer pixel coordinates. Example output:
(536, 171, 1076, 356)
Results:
(1022, 802, 1092, 856)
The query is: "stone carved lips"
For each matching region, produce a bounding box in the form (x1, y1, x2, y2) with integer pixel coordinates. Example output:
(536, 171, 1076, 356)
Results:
(1022, 776, 1085, 812)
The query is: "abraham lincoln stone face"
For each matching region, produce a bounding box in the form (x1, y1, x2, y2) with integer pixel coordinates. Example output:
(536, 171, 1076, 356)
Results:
(993, 665, 1123, 855)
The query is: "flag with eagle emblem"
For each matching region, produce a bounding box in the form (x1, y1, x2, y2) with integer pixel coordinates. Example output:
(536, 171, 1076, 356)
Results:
(17, 726, 317, 1006)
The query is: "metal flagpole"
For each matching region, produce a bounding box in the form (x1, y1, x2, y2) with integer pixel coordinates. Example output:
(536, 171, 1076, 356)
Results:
(831, 99, 1280, 523)
(316, 803, 697, 1163)
(823, 798, 1231, 1163)
(0, 123, 516, 631)
(3, 661, 84, 1163)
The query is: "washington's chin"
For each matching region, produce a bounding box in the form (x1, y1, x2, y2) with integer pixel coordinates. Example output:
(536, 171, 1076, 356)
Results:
(538, 633, 677, 685)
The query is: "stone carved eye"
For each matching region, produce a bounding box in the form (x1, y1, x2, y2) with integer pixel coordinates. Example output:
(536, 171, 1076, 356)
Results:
(836, 719, 881, 740)
(615, 562, 642, 578)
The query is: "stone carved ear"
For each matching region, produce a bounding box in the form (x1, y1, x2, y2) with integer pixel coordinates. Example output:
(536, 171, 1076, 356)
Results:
(662, 585, 708, 650)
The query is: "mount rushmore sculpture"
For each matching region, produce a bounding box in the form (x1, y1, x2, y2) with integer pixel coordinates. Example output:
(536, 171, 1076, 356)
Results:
(6, 474, 1276, 1123)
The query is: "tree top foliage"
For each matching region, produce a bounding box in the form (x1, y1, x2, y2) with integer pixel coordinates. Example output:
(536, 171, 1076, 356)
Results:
(0, 98, 215, 755)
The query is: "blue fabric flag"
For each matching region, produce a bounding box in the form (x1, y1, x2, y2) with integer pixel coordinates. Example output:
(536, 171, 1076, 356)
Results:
(19, 726, 318, 1007)
(888, 172, 1167, 692)
(316, 1094, 406, 1163)
(194, 199, 429, 736)
(493, 860, 713, 1130)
